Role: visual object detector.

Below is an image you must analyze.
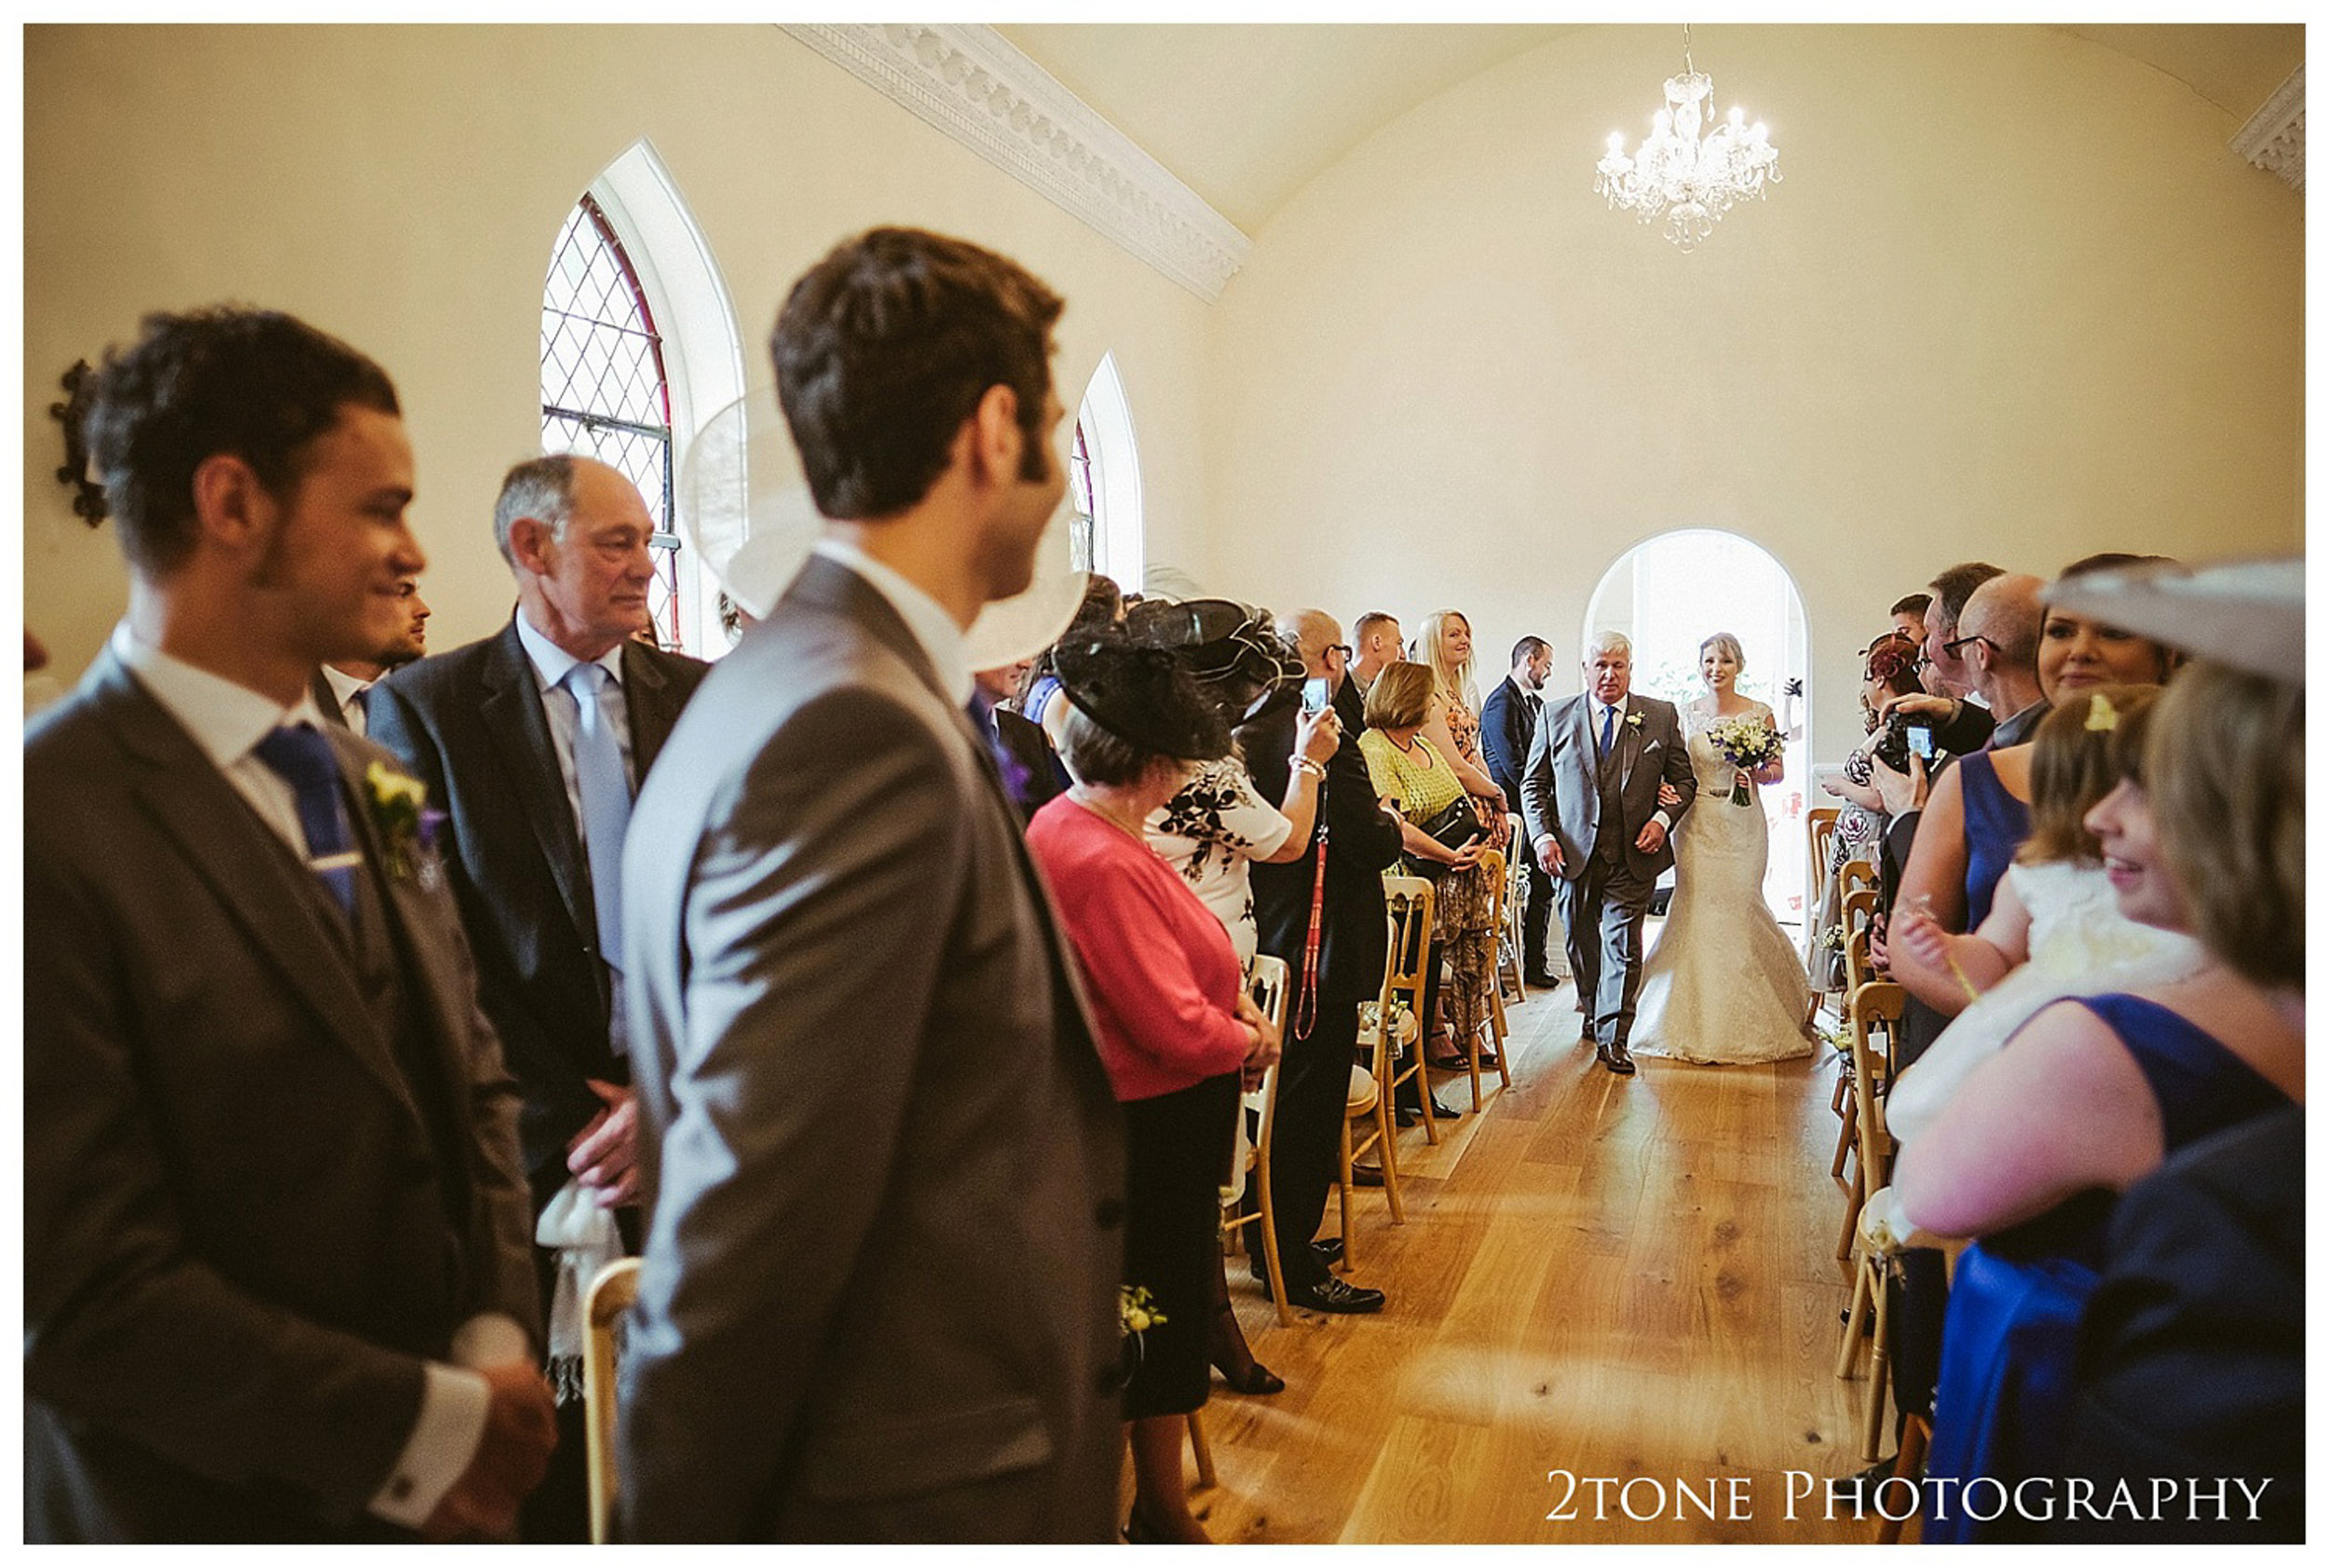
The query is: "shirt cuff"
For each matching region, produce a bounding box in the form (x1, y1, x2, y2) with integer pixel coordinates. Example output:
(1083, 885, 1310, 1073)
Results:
(368, 1362, 489, 1529)
(450, 1312, 533, 1370)
(1652, 810, 1672, 831)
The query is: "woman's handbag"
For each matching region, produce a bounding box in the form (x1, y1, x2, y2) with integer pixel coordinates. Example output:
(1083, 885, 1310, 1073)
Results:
(1407, 795, 1483, 879)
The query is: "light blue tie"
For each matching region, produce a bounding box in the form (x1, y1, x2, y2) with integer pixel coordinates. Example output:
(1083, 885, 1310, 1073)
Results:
(563, 661, 631, 972)
(1600, 702, 1616, 757)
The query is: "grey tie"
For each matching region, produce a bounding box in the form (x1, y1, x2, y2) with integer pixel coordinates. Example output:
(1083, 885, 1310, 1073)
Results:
(562, 661, 631, 974)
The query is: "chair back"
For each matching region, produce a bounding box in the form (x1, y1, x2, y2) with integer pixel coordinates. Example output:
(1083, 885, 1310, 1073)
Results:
(583, 1256, 644, 1545)
(1845, 982, 1907, 1193)
(1244, 954, 1289, 1163)
(1806, 806, 1839, 901)
(1840, 886, 1879, 940)
(1845, 927, 1873, 993)
(1837, 857, 1878, 899)
(1378, 875, 1435, 1035)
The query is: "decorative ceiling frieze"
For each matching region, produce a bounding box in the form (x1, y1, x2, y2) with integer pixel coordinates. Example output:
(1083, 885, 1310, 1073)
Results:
(781, 22, 1253, 303)
(2231, 63, 2304, 191)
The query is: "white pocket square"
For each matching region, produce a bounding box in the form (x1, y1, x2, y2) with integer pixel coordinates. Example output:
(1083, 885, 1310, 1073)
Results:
(1644, 739, 1662, 751)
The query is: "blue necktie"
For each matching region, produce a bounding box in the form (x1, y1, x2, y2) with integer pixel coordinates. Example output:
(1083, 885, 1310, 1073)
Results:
(1600, 702, 1616, 757)
(563, 662, 632, 971)
(253, 723, 360, 921)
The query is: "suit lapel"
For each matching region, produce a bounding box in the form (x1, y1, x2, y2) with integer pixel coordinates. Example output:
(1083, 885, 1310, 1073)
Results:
(309, 667, 349, 729)
(1618, 699, 1641, 787)
(479, 621, 593, 941)
(95, 658, 420, 1115)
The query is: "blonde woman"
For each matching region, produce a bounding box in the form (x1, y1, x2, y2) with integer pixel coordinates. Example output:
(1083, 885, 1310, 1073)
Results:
(1412, 608, 1509, 856)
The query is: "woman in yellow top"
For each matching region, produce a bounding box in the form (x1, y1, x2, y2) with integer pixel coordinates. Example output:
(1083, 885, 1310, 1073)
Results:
(1360, 661, 1499, 1082)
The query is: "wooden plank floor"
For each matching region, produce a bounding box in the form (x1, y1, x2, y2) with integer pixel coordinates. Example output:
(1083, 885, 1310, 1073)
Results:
(1192, 974, 1885, 1545)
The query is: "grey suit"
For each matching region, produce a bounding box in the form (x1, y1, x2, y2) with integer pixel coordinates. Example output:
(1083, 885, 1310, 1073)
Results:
(1519, 692, 1698, 1051)
(619, 554, 1127, 1542)
(24, 648, 538, 1541)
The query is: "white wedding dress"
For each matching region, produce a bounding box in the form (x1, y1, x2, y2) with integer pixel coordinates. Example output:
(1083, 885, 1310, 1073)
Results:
(1628, 700, 1814, 1064)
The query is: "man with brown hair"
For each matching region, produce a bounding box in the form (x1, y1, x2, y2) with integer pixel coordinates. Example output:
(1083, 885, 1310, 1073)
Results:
(26, 307, 550, 1542)
(619, 229, 1125, 1541)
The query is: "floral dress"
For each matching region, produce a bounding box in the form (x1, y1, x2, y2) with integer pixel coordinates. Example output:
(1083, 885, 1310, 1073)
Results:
(1144, 756, 1293, 967)
(1816, 742, 1890, 988)
(1439, 691, 1511, 852)
(1358, 729, 1496, 1049)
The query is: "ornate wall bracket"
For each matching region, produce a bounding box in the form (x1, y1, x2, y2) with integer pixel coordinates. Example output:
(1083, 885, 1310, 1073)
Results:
(2231, 63, 2303, 191)
(781, 22, 1252, 304)
(48, 360, 109, 525)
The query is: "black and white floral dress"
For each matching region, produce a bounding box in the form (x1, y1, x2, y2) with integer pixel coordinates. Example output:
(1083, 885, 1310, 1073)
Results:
(1144, 756, 1294, 966)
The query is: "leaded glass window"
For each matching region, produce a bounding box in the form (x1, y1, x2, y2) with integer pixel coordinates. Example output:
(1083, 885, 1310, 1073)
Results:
(540, 193, 685, 649)
(1067, 417, 1096, 573)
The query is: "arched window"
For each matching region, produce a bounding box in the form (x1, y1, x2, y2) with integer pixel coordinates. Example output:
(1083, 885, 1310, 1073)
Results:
(539, 143, 745, 656)
(540, 193, 683, 647)
(1072, 353, 1143, 592)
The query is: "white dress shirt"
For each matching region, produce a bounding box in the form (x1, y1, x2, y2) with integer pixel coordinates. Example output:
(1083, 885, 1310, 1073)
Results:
(319, 661, 373, 736)
(110, 621, 524, 1529)
(812, 536, 975, 706)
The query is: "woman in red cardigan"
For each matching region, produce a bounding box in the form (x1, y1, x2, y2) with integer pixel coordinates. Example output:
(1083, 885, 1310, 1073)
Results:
(1027, 635, 1280, 1545)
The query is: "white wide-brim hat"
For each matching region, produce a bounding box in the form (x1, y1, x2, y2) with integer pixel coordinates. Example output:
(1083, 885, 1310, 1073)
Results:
(2041, 557, 2302, 682)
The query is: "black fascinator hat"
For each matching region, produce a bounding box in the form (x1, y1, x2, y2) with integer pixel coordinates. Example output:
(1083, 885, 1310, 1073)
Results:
(1054, 629, 1233, 762)
(1122, 596, 1302, 719)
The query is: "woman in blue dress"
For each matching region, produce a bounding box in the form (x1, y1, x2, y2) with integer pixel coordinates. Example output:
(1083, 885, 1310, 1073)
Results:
(1891, 687, 2302, 1544)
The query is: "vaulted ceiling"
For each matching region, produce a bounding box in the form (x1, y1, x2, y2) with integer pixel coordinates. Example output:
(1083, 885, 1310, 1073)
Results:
(996, 22, 2305, 234)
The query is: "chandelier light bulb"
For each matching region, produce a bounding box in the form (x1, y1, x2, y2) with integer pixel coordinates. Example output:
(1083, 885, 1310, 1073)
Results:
(1592, 25, 1783, 252)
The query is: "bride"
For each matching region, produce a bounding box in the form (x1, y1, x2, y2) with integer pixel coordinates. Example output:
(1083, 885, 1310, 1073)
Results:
(1629, 633, 1814, 1064)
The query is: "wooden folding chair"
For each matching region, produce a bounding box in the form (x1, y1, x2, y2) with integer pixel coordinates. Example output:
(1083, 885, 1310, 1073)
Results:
(1459, 848, 1517, 1111)
(1376, 872, 1442, 1146)
(1497, 815, 1530, 1002)
(1339, 877, 1427, 1265)
(1804, 807, 1840, 1015)
(1832, 981, 1903, 1277)
(583, 1256, 643, 1545)
(1219, 954, 1291, 1329)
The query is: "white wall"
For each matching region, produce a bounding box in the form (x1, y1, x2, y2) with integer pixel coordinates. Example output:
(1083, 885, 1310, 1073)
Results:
(1201, 24, 2302, 748)
(24, 24, 1216, 677)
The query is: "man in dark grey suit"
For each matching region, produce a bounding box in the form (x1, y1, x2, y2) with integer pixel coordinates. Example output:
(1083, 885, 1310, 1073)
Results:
(311, 576, 429, 734)
(25, 307, 552, 1541)
(619, 228, 1126, 1541)
(1520, 631, 1698, 1075)
(1478, 633, 1560, 986)
(367, 454, 709, 1538)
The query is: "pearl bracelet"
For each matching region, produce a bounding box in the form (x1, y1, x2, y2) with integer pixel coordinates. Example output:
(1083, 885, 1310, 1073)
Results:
(1289, 757, 1326, 780)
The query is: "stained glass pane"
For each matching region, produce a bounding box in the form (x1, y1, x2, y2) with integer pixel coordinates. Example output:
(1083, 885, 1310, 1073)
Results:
(1069, 418, 1096, 574)
(540, 193, 683, 650)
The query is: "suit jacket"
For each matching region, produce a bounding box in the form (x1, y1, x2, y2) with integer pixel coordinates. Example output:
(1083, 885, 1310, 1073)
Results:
(309, 666, 351, 729)
(618, 554, 1126, 1542)
(989, 703, 1068, 823)
(1241, 683, 1408, 1013)
(23, 648, 538, 1541)
(367, 620, 709, 1203)
(1519, 692, 1697, 879)
(1477, 675, 1539, 815)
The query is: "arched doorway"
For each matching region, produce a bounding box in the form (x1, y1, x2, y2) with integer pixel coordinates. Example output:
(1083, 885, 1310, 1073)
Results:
(1581, 528, 1813, 931)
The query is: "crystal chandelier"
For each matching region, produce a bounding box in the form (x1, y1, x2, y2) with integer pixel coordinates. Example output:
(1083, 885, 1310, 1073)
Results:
(1594, 25, 1781, 251)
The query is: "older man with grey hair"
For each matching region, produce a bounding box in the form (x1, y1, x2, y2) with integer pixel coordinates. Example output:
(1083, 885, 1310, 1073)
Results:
(1520, 630, 1697, 1074)
(368, 451, 710, 1539)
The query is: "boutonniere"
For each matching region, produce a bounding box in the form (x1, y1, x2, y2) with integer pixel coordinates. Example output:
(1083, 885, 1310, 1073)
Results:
(1625, 710, 1644, 729)
(364, 761, 446, 887)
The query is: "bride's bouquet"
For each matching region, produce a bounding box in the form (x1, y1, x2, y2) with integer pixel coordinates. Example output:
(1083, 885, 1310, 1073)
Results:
(1706, 713, 1784, 806)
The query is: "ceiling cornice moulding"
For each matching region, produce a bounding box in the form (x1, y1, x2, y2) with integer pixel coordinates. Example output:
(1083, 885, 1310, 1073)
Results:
(782, 22, 1253, 303)
(2230, 63, 2303, 192)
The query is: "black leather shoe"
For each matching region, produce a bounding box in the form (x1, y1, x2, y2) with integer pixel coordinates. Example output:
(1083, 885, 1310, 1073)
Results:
(1526, 971, 1563, 989)
(1312, 1236, 1345, 1265)
(1349, 1163, 1384, 1187)
(1599, 1040, 1637, 1076)
(1286, 1276, 1387, 1315)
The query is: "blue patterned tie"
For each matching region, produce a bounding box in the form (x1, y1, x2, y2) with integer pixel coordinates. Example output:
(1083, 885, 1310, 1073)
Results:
(563, 662, 632, 971)
(1600, 702, 1616, 757)
(252, 723, 360, 921)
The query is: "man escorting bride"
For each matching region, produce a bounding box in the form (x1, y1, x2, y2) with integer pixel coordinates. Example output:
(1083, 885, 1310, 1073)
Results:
(1521, 632, 1699, 1075)
(1628, 633, 1814, 1064)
